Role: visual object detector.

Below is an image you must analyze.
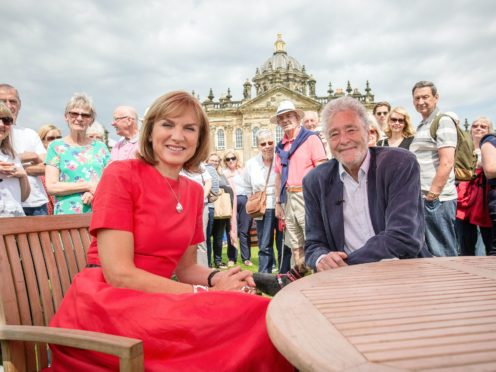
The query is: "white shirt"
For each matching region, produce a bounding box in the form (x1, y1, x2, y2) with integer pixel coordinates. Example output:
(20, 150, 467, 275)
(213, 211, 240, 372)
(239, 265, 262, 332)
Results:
(338, 150, 375, 254)
(243, 154, 276, 209)
(0, 151, 25, 217)
(12, 126, 48, 207)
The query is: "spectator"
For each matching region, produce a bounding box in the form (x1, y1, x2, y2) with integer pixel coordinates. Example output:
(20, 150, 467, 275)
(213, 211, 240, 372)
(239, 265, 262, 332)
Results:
(366, 113, 383, 147)
(410, 81, 458, 257)
(205, 153, 220, 267)
(273, 100, 327, 274)
(45, 93, 110, 214)
(0, 83, 49, 215)
(86, 121, 106, 142)
(49, 91, 291, 370)
(481, 132, 496, 254)
(377, 107, 415, 150)
(223, 150, 253, 266)
(209, 153, 238, 268)
(0, 102, 30, 217)
(302, 111, 319, 131)
(110, 105, 140, 161)
(244, 129, 288, 273)
(456, 117, 494, 255)
(373, 101, 391, 131)
(38, 124, 62, 214)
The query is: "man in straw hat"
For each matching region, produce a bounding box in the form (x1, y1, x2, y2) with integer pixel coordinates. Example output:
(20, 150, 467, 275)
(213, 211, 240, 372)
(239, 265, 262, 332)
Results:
(272, 100, 327, 278)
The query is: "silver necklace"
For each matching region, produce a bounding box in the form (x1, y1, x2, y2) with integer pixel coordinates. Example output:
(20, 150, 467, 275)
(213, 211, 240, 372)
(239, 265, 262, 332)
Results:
(164, 176, 183, 213)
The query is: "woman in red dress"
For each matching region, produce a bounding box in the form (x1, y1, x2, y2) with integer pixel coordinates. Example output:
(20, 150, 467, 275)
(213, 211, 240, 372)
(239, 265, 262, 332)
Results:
(49, 91, 292, 371)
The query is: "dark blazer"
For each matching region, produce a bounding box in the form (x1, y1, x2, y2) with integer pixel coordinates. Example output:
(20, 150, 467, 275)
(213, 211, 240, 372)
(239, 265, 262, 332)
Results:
(303, 146, 430, 270)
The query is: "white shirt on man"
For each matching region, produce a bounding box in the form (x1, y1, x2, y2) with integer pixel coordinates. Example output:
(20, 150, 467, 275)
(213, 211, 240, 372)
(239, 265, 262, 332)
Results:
(12, 126, 48, 208)
(338, 150, 375, 254)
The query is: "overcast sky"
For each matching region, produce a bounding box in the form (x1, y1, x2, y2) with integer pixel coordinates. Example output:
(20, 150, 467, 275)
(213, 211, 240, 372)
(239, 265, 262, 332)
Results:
(2, 0, 495, 139)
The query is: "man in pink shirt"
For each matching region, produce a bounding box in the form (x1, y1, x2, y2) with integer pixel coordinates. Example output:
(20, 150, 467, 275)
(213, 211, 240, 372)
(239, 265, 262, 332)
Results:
(273, 100, 327, 274)
(110, 106, 139, 161)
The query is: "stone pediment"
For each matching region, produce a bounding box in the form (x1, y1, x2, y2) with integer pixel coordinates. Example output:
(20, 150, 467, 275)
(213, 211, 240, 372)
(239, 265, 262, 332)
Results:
(239, 85, 321, 114)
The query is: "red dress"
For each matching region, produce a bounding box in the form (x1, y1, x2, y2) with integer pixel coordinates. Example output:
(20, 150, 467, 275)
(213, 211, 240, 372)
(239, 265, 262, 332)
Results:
(49, 160, 291, 371)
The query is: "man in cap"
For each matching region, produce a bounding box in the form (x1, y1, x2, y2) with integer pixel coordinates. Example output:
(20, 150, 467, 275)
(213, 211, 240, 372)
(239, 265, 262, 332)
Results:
(272, 100, 327, 276)
(110, 106, 139, 161)
(0, 83, 48, 215)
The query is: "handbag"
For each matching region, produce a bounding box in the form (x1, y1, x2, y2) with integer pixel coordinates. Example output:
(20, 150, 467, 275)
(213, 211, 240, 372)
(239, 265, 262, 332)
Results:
(207, 190, 219, 203)
(245, 161, 272, 218)
(214, 189, 232, 219)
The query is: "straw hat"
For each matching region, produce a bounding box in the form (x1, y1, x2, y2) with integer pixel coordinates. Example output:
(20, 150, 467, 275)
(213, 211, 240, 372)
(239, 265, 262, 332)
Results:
(270, 100, 305, 124)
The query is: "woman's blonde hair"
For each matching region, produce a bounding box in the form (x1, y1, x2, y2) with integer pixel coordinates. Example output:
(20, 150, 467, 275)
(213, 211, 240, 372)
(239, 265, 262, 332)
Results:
(385, 107, 415, 138)
(223, 150, 242, 169)
(0, 102, 15, 158)
(38, 124, 61, 141)
(138, 91, 210, 172)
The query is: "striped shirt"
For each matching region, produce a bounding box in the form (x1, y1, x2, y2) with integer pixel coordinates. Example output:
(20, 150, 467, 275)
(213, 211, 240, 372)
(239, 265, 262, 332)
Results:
(410, 109, 457, 201)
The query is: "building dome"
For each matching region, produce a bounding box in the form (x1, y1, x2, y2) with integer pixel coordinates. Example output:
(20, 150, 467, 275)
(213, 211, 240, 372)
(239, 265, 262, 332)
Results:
(253, 34, 310, 96)
(260, 34, 303, 72)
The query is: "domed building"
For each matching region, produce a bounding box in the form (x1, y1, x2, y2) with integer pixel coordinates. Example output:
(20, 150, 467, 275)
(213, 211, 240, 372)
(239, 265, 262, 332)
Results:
(200, 34, 377, 161)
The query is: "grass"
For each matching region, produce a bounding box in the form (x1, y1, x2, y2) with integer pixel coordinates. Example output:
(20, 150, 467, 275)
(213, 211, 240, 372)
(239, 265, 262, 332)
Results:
(220, 245, 260, 273)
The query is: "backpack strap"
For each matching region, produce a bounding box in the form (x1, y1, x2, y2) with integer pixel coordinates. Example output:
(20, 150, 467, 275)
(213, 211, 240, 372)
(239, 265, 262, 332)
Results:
(429, 113, 456, 140)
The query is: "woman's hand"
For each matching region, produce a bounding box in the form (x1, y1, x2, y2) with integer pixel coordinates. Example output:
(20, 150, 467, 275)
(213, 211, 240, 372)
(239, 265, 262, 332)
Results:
(12, 166, 28, 179)
(81, 191, 94, 205)
(0, 161, 16, 177)
(211, 266, 256, 293)
(229, 230, 238, 246)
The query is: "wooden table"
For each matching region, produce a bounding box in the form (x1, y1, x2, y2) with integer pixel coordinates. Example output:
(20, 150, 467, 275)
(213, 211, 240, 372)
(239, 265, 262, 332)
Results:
(266, 257, 496, 371)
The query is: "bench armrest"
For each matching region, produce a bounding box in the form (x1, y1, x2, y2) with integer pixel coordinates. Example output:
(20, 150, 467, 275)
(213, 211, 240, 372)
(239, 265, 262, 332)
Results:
(0, 325, 144, 372)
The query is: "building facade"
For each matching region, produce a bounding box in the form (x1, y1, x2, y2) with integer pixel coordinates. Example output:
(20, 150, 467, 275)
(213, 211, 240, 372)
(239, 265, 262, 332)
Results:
(201, 34, 377, 161)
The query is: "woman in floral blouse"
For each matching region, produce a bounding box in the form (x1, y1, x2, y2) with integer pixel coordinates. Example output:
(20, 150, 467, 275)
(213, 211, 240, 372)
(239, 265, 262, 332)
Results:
(45, 93, 109, 214)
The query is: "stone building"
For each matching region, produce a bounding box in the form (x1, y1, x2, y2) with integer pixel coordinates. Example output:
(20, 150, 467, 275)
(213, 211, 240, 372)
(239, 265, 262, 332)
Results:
(199, 34, 377, 161)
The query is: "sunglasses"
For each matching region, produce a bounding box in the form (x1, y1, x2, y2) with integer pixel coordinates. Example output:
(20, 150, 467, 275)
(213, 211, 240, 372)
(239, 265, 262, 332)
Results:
(225, 156, 237, 162)
(259, 141, 274, 147)
(0, 117, 14, 126)
(376, 112, 388, 116)
(389, 117, 405, 124)
(68, 111, 92, 120)
(45, 136, 62, 141)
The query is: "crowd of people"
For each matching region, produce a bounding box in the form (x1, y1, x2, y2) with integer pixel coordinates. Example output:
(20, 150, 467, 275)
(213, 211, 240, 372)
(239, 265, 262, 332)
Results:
(0, 80, 495, 369)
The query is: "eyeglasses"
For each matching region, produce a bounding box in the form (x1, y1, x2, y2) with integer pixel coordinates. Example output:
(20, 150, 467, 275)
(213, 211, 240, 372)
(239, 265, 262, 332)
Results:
(225, 156, 237, 162)
(45, 136, 62, 141)
(113, 116, 130, 122)
(259, 141, 274, 147)
(0, 117, 14, 126)
(389, 117, 405, 124)
(376, 112, 389, 116)
(68, 111, 92, 120)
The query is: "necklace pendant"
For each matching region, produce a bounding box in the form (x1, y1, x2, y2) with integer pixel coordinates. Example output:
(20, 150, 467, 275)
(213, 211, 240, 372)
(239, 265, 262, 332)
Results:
(176, 202, 184, 213)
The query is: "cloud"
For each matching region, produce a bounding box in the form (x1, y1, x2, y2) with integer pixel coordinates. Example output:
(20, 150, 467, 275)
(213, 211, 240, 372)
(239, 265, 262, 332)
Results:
(1, 0, 495, 138)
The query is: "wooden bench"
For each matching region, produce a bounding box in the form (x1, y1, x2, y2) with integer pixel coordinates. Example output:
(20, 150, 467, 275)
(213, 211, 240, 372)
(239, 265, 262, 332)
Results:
(0, 214, 144, 371)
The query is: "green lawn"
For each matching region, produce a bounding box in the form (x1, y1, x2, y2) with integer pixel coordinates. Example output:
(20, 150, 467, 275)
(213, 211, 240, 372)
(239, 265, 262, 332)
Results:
(221, 245, 260, 273)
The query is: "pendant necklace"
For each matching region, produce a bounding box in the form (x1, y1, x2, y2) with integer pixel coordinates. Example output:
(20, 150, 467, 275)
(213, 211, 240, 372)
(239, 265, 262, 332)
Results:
(164, 176, 184, 213)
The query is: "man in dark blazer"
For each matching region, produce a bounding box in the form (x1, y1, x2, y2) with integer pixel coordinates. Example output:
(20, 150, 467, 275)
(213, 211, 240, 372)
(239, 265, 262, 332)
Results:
(303, 96, 430, 272)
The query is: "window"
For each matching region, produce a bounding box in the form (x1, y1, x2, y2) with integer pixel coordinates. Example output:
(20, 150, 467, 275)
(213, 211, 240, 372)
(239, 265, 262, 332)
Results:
(235, 128, 243, 149)
(216, 129, 225, 150)
(275, 126, 283, 143)
(251, 127, 259, 147)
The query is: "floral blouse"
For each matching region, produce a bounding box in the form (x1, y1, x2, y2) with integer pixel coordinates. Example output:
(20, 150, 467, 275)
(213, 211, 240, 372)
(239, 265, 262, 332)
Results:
(46, 139, 110, 214)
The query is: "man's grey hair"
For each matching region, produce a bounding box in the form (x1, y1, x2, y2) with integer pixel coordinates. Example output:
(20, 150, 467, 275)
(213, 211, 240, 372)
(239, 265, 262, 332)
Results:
(65, 92, 96, 119)
(0, 83, 21, 103)
(412, 81, 438, 96)
(256, 128, 274, 143)
(320, 96, 369, 134)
